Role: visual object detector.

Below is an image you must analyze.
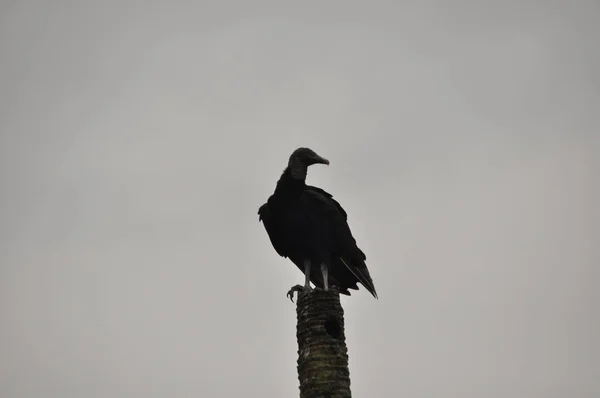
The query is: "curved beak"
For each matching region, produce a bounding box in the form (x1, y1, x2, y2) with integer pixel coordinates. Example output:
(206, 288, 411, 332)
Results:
(314, 155, 329, 165)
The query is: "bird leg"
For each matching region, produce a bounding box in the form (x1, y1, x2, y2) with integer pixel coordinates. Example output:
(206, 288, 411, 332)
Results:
(321, 262, 329, 291)
(304, 259, 311, 289)
(286, 259, 313, 302)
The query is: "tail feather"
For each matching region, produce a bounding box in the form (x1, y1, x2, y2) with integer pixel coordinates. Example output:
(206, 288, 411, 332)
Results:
(340, 257, 378, 299)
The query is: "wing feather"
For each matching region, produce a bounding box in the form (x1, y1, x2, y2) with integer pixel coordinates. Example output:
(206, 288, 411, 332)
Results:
(258, 202, 289, 258)
(302, 188, 378, 298)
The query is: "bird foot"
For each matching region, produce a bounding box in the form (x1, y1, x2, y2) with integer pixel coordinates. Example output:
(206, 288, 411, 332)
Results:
(286, 284, 312, 303)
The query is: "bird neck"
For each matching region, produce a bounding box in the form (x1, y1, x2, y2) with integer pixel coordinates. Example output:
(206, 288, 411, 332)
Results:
(288, 156, 308, 180)
(274, 167, 306, 197)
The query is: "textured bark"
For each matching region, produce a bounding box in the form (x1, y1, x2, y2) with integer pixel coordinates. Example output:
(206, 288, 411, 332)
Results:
(296, 288, 351, 398)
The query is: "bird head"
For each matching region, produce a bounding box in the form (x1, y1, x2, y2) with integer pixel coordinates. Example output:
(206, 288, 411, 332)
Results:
(288, 148, 329, 180)
(289, 147, 330, 167)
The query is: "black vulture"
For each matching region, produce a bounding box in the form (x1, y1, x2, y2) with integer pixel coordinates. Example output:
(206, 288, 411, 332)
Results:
(258, 147, 377, 301)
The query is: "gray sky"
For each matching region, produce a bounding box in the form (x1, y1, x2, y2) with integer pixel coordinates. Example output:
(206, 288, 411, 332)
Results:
(1, 1, 598, 397)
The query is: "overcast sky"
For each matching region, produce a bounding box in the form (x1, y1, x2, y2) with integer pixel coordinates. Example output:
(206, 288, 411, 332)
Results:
(1, 1, 598, 397)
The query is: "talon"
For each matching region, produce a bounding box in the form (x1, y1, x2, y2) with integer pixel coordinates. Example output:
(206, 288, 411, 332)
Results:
(286, 284, 311, 303)
(286, 284, 303, 303)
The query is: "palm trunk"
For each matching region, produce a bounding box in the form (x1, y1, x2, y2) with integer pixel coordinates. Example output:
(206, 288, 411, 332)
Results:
(295, 288, 351, 398)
